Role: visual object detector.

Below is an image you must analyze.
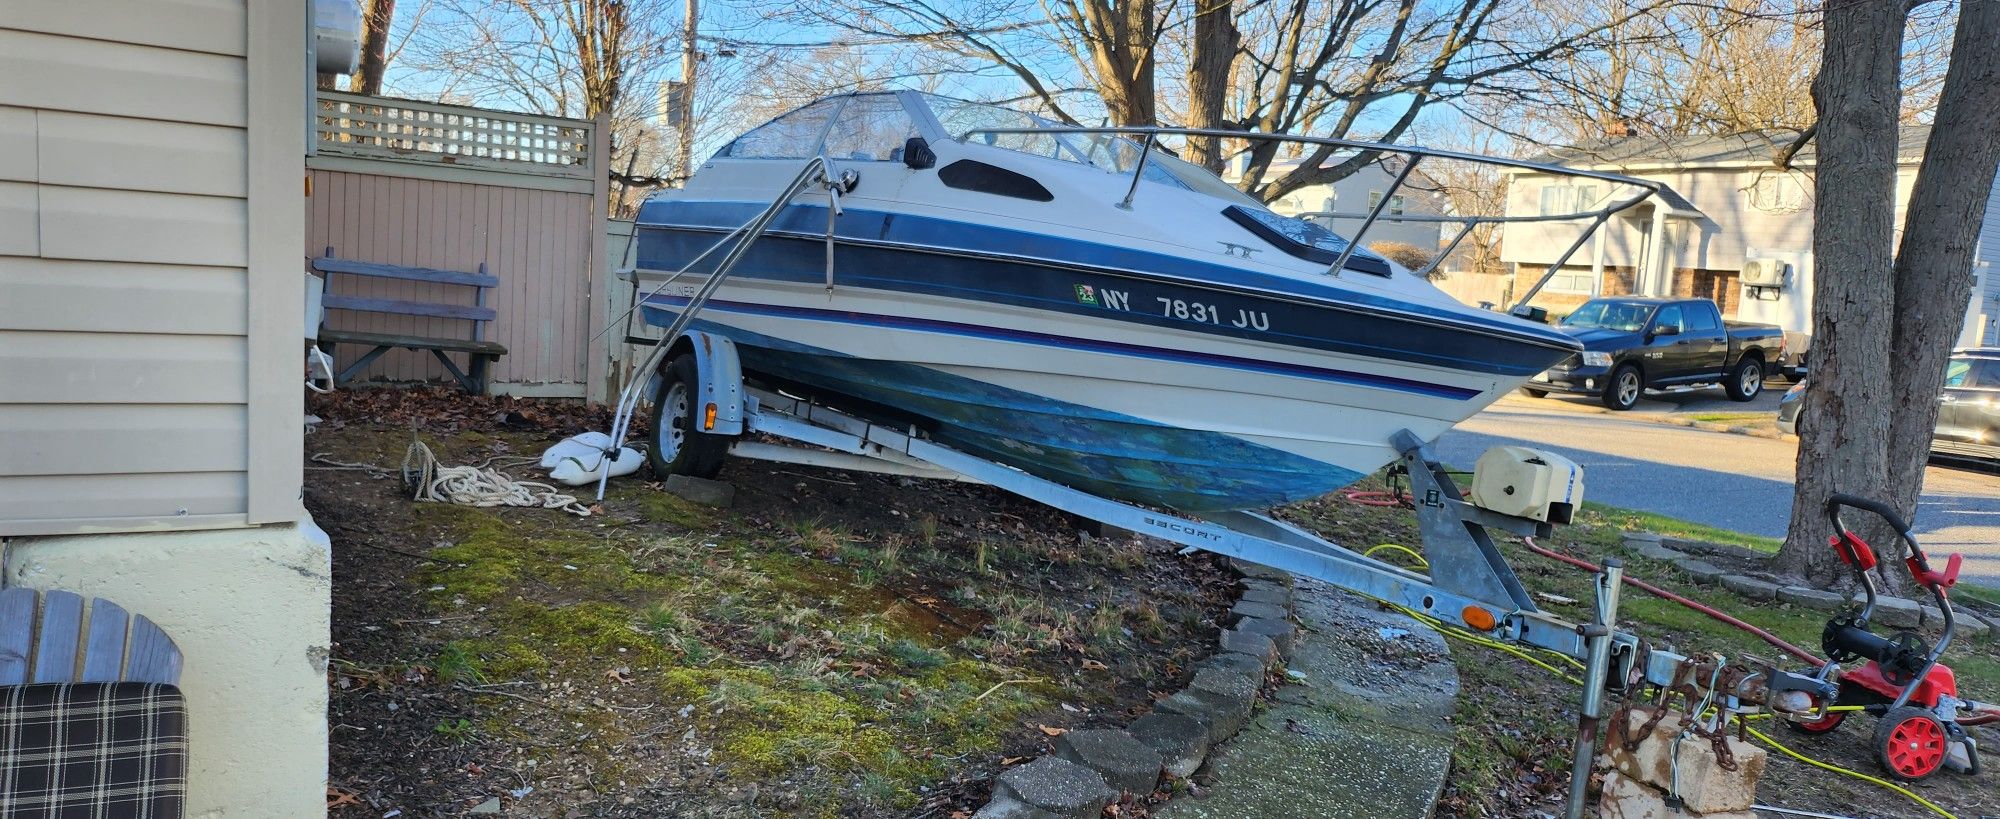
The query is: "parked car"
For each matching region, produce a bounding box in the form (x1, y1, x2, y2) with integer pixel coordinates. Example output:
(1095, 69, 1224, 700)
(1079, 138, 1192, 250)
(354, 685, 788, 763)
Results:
(1777, 348, 2000, 462)
(1522, 297, 1788, 411)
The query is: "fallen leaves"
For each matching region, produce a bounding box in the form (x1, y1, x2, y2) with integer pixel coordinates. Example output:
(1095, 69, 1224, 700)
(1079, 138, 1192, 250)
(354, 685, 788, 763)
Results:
(326, 785, 363, 810)
(1035, 725, 1068, 737)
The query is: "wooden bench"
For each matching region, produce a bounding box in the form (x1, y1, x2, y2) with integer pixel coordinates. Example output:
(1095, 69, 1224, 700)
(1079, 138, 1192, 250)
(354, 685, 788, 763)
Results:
(2, 587, 187, 818)
(312, 247, 508, 393)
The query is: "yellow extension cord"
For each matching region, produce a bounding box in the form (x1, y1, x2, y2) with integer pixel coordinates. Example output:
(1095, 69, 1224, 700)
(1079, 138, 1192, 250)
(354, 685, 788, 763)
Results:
(1356, 542, 1961, 819)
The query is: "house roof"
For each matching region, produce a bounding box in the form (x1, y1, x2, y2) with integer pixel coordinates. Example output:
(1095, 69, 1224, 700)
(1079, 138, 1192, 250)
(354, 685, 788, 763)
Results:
(1525, 125, 1932, 170)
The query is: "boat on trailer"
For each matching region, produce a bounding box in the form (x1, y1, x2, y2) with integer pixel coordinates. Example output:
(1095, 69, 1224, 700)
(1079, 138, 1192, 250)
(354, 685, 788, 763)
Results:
(628, 91, 1654, 513)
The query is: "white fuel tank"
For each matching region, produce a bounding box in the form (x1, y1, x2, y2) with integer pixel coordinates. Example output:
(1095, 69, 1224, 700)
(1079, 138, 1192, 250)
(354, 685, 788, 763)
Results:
(1468, 446, 1584, 524)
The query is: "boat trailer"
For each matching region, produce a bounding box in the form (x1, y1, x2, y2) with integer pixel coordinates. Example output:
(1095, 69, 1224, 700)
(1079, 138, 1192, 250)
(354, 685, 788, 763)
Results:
(614, 326, 1837, 819)
(591, 155, 1842, 818)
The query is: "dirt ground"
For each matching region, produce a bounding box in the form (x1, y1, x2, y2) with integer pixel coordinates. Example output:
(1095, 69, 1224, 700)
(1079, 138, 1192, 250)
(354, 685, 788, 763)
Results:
(310, 389, 1236, 818)
(1279, 481, 2000, 819)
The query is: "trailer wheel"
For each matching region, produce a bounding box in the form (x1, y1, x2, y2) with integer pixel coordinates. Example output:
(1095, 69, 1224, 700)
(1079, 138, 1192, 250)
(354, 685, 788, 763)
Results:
(648, 354, 730, 479)
(1875, 706, 1948, 781)
(1725, 356, 1764, 402)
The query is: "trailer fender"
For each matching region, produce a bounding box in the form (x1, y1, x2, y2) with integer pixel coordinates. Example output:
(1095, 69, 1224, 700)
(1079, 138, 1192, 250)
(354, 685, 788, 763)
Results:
(655, 331, 746, 436)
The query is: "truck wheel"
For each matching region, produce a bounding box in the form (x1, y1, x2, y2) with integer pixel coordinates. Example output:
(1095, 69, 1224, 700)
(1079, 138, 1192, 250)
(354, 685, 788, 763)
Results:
(648, 354, 730, 479)
(1521, 387, 1551, 398)
(1601, 365, 1642, 411)
(1726, 357, 1764, 402)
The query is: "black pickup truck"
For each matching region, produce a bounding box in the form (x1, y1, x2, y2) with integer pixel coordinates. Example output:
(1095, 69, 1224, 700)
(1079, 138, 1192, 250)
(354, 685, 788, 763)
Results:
(1523, 296, 1788, 411)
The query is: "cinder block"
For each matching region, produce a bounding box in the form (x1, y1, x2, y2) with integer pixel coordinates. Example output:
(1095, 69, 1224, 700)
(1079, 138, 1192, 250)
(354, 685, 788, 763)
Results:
(991, 756, 1117, 818)
(1720, 574, 1781, 601)
(1597, 770, 1756, 819)
(1218, 628, 1277, 663)
(1603, 709, 1765, 815)
(1674, 558, 1727, 584)
(1228, 600, 1288, 623)
(664, 474, 735, 507)
(1053, 729, 1162, 795)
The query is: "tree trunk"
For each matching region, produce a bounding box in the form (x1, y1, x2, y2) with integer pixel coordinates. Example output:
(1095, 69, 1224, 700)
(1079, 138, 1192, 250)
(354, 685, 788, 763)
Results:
(1080, 0, 1159, 126)
(349, 0, 395, 96)
(1776, 0, 1905, 582)
(1184, 0, 1238, 172)
(1882, 0, 2000, 560)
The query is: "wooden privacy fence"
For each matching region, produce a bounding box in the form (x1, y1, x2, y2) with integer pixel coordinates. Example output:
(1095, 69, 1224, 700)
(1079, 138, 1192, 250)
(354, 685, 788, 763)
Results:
(307, 91, 610, 398)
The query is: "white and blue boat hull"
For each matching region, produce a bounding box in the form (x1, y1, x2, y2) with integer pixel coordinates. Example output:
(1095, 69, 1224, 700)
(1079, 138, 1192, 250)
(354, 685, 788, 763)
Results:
(636, 212, 1568, 511)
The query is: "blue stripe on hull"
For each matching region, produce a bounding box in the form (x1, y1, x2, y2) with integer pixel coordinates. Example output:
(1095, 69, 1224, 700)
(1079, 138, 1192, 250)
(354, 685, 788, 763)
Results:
(657, 312, 1364, 511)
(645, 296, 1478, 400)
(634, 201, 1580, 377)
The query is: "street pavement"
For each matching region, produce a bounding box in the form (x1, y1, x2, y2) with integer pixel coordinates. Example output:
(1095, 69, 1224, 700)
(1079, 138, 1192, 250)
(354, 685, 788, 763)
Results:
(1434, 390, 2000, 587)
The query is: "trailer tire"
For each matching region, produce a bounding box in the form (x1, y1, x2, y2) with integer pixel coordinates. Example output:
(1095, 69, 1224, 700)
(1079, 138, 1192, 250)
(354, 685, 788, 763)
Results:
(649, 354, 730, 479)
(1725, 356, 1764, 402)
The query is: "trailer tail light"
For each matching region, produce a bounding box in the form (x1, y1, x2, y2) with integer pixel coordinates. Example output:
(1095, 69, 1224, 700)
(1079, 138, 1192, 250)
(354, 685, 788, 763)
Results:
(1461, 605, 1497, 632)
(704, 403, 718, 430)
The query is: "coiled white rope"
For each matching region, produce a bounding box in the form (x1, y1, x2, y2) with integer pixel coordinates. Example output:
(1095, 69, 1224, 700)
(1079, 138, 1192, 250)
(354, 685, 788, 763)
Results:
(401, 440, 592, 516)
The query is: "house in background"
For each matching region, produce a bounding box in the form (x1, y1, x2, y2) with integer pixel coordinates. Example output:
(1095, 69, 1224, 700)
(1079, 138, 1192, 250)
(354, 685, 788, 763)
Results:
(1498, 127, 2000, 358)
(1231, 156, 1447, 254)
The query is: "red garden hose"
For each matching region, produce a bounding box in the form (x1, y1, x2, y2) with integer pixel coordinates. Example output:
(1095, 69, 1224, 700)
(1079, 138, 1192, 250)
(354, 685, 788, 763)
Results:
(1523, 536, 1828, 667)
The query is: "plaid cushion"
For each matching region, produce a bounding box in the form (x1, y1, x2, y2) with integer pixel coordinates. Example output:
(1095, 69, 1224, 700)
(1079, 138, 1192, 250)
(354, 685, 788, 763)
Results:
(0, 683, 186, 819)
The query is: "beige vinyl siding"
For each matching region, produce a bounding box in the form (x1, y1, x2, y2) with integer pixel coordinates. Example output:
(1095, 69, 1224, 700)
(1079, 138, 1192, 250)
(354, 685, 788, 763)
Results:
(0, 8, 266, 534)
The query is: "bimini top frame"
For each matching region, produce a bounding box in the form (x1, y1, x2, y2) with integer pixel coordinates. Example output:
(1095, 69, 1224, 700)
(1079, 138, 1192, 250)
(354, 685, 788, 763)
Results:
(956, 125, 1665, 312)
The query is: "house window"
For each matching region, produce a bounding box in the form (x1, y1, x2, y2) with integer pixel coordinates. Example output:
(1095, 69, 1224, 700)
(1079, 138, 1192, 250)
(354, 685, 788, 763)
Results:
(1575, 185, 1598, 209)
(1749, 173, 1809, 212)
(1389, 195, 1405, 216)
(1368, 190, 1382, 210)
(1540, 185, 1578, 216)
(1540, 267, 1596, 294)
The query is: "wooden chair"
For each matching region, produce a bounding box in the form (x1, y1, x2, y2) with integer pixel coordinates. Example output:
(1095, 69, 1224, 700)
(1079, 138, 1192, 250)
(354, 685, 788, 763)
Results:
(1, 587, 186, 818)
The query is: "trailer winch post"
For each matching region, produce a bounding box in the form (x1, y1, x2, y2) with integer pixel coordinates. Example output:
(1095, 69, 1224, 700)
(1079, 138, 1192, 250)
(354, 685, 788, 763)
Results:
(1566, 558, 1624, 819)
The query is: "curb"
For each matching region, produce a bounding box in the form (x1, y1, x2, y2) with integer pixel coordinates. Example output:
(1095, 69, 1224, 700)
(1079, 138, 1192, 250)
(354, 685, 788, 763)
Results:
(971, 560, 1298, 818)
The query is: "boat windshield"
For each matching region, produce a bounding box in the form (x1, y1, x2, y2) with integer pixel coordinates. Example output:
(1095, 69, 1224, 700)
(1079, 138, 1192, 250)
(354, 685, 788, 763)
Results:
(1561, 300, 1654, 332)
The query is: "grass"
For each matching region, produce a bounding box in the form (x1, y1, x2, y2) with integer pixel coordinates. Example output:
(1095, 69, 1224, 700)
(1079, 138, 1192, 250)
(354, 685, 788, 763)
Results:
(1684, 412, 1773, 425)
(1576, 501, 1782, 553)
(352, 431, 1226, 815)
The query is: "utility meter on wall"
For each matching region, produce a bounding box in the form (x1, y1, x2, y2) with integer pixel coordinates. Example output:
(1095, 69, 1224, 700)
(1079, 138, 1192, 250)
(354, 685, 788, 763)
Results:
(1469, 446, 1584, 524)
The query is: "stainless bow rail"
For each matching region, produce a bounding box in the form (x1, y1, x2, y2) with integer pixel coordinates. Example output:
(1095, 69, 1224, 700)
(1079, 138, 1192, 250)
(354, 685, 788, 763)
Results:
(956, 125, 1664, 313)
(595, 156, 848, 500)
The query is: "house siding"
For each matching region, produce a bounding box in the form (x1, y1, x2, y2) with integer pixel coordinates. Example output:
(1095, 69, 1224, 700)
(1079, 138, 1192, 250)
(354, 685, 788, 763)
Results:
(1976, 180, 2000, 346)
(0, 0, 297, 535)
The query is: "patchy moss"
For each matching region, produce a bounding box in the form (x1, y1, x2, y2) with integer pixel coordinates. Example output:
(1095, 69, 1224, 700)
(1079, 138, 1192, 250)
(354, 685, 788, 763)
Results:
(420, 504, 673, 603)
(631, 487, 712, 529)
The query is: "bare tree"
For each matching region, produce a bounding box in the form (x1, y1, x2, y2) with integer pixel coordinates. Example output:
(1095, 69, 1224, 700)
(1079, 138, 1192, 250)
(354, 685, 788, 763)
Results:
(352, 0, 398, 94)
(1778, 0, 2000, 583)
(1877, 0, 2000, 573)
(1227, 0, 1673, 202)
(1183, 0, 1238, 170)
